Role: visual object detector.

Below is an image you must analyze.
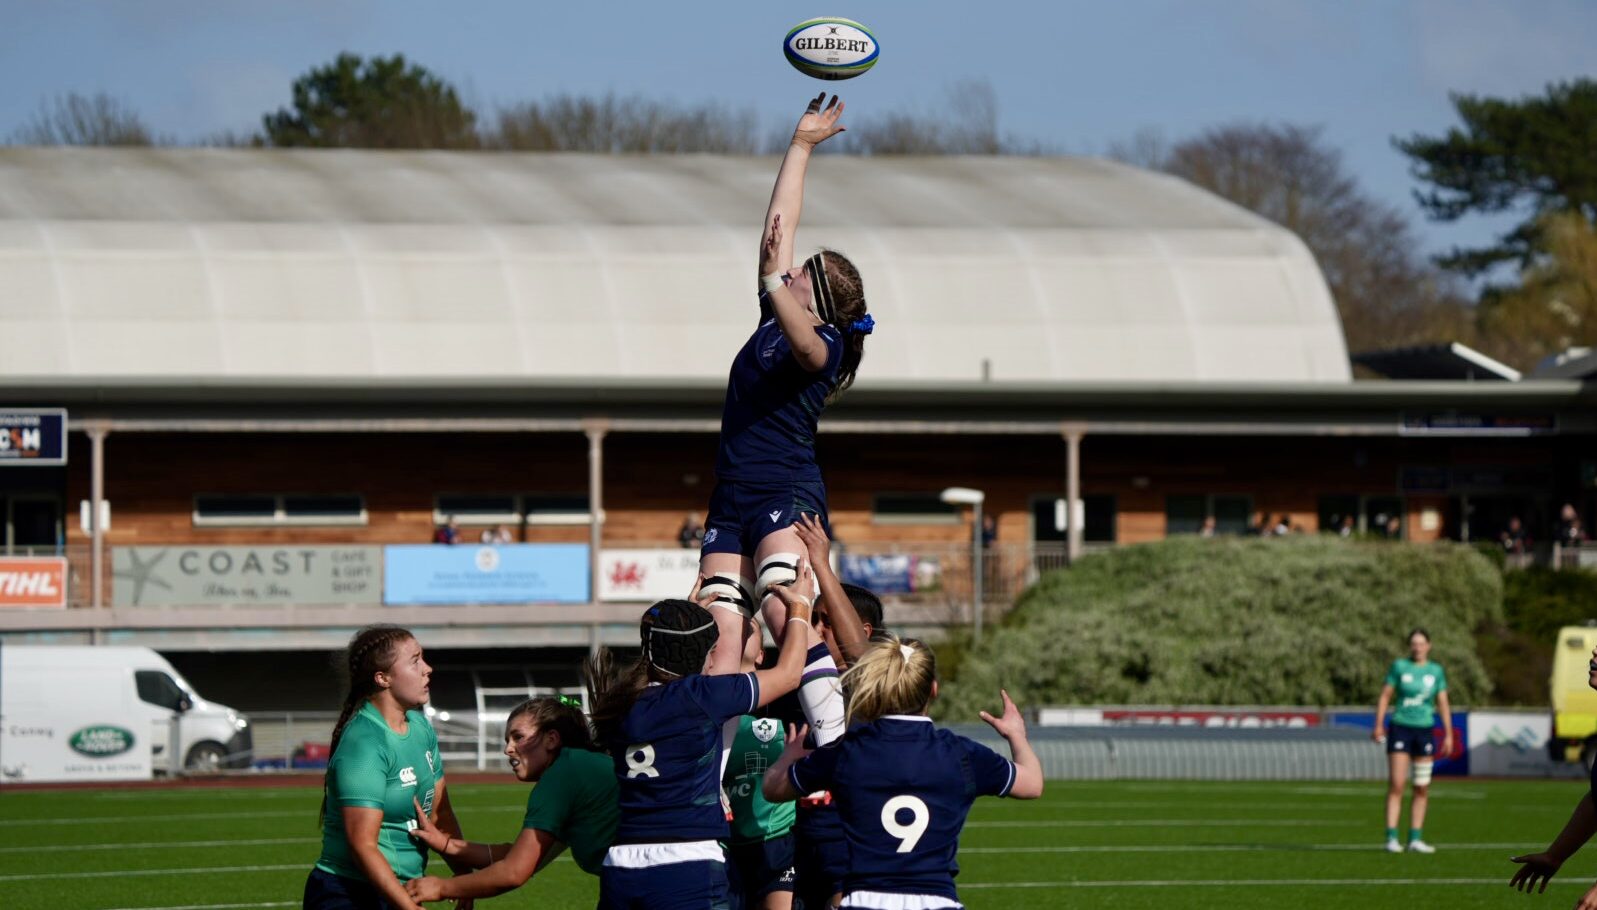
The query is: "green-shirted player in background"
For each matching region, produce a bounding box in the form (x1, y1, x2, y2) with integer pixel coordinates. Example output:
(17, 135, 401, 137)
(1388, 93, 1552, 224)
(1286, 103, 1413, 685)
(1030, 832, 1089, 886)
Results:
(307, 625, 472, 910)
(1373, 627, 1453, 855)
(404, 696, 619, 904)
(724, 623, 798, 910)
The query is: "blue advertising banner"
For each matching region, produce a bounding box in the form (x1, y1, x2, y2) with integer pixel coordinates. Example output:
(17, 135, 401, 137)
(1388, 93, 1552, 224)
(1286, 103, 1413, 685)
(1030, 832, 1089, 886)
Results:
(0, 409, 67, 466)
(384, 544, 589, 605)
(1327, 710, 1469, 776)
(839, 553, 935, 595)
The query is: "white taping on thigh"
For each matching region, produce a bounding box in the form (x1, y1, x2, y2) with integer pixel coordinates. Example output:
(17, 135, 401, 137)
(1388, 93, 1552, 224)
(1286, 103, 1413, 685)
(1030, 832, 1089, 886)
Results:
(757, 552, 803, 595)
(1412, 761, 1433, 787)
(701, 574, 754, 616)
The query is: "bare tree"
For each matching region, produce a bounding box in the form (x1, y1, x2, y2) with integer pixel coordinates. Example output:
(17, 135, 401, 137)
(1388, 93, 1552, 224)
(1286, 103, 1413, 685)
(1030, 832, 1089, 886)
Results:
(11, 92, 155, 146)
(487, 93, 761, 153)
(845, 79, 1003, 155)
(1112, 122, 1475, 357)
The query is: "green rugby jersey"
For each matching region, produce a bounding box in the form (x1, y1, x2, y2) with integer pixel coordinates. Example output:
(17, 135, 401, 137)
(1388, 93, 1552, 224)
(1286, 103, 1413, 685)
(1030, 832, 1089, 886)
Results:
(1385, 658, 1447, 729)
(522, 747, 618, 875)
(316, 702, 441, 882)
(724, 715, 796, 845)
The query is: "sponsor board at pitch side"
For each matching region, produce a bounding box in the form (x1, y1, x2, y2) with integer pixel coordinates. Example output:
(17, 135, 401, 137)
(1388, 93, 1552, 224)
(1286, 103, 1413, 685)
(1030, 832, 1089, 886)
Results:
(112, 545, 382, 606)
(0, 557, 68, 608)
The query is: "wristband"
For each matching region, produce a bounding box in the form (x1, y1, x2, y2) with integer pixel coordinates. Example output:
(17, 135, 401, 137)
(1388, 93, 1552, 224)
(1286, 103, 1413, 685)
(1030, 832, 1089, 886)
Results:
(787, 615, 812, 628)
(762, 272, 786, 295)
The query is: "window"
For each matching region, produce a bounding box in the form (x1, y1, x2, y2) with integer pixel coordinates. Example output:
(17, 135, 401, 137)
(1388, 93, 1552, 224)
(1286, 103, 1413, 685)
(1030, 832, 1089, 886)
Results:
(435, 494, 519, 524)
(135, 670, 188, 712)
(1031, 495, 1117, 542)
(194, 494, 365, 527)
(1166, 494, 1253, 536)
(872, 493, 960, 525)
(522, 493, 592, 526)
(432, 493, 592, 526)
(1318, 494, 1405, 537)
(1166, 495, 1206, 535)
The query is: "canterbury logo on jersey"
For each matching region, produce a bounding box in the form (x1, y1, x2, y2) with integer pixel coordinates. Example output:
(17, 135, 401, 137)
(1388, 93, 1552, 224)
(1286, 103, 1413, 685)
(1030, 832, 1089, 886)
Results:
(399, 767, 417, 787)
(798, 790, 833, 808)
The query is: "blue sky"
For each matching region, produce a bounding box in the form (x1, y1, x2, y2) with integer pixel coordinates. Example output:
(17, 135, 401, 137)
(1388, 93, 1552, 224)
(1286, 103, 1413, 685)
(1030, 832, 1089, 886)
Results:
(2, 0, 1593, 261)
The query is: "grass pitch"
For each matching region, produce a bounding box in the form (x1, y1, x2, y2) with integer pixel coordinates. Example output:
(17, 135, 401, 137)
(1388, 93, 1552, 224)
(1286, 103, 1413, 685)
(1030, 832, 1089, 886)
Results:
(0, 778, 1589, 909)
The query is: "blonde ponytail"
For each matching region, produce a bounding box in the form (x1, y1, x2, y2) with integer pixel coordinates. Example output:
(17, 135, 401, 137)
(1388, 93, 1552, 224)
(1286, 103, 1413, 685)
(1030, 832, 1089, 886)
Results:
(841, 634, 937, 726)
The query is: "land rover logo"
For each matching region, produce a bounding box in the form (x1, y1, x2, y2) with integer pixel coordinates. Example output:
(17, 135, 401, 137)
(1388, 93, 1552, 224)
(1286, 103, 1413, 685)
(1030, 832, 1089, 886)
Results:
(69, 725, 134, 757)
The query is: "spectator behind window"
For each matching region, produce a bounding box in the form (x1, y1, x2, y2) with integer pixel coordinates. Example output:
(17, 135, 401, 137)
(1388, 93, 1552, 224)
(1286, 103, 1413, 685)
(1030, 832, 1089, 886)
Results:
(1500, 516, 1530, 555)
(432, 515, 459, 546)
(480, 524, 513, 545)
(1557, 504, 1586, 548)
(677, 512, 705, 549)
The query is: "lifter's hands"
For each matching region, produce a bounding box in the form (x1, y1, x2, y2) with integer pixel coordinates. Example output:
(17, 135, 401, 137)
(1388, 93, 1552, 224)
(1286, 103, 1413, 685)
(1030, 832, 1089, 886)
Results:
(794, 513, 833, 578)
(792, 92, 845, 149)
(767, 557, 816, 624)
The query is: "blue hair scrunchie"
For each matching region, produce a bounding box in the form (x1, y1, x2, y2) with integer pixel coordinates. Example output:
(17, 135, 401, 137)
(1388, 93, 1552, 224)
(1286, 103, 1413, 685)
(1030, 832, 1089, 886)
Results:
(848, 314, 876, 335)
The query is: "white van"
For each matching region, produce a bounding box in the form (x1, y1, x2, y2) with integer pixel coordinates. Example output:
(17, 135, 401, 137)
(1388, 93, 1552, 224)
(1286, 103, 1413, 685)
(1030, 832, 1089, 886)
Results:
(0, 644, 251, 783)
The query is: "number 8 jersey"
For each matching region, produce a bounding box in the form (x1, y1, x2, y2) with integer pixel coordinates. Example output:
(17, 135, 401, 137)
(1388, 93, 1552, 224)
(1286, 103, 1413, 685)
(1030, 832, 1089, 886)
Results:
(788, 715, 1015, 903)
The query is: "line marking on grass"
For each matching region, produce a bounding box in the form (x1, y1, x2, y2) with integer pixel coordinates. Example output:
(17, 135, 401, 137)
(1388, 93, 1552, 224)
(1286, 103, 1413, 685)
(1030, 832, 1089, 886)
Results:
(959, 842, 1531, 854)
(963, 819, 1361, 828)
(3, 806, 522, 826)
(103, 904, 296, 910)
(960, 877, 1574, 889)
(101, 900, 298, 906)
(0, 864, 303, 882)
(0, 837, 318, 854)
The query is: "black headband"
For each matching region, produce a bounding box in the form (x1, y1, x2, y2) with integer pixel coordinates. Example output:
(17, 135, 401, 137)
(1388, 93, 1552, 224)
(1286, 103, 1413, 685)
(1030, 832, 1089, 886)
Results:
(804, 252, 837, 324)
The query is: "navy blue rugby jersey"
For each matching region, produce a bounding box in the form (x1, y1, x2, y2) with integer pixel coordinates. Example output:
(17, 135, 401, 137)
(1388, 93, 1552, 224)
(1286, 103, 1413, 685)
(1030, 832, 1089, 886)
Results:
(714, 294, 844, 484)
(610, 672, 759, 844)
(788, 716, 1015, 900)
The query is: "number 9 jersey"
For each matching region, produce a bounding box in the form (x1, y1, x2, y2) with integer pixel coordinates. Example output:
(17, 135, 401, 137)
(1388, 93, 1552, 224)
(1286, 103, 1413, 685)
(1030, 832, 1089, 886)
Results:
(787, 715, 1015, 905)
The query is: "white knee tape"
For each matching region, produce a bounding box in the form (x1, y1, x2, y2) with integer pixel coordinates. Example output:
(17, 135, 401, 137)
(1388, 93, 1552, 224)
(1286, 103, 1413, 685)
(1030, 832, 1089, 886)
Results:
(1412, 762, 1433, 787)
(757, 552, 803, 596)
(702, 574, 755, 617)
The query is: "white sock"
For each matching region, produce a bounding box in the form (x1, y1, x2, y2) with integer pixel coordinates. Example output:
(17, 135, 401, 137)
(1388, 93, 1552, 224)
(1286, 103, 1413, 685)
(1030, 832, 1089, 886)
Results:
(798, 643, 846, 746)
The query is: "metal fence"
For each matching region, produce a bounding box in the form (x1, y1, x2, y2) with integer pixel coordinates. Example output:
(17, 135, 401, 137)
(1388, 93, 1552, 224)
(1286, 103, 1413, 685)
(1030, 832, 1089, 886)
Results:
(953, 724, 1388, 781)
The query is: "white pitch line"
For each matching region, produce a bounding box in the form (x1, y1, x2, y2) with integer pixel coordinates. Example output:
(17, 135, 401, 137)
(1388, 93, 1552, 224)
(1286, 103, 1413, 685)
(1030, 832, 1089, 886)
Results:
(0, 863, 303, 882)
(103, 904, 296, 910)
(963, 818, 1360, 828)
(5, 805, 521, 826)
(959, 842, 1530, 854)
(961, 877, 1575, 889)
(0, 837, 317, 854)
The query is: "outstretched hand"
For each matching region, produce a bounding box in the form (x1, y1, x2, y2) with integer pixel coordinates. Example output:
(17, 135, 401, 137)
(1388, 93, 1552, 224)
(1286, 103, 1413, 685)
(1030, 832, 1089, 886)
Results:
(1509, 852, 1561, 894)
(979, 689, 1027, 740)
(793, 92, 845, 148)
(793, 513, 832, 575)
(408, 797, 448, 853)
(761, 213, 786, 278)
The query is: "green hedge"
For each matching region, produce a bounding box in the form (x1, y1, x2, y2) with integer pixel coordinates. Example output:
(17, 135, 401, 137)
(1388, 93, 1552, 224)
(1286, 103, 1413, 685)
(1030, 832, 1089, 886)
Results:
(935, 536, 1502, 719)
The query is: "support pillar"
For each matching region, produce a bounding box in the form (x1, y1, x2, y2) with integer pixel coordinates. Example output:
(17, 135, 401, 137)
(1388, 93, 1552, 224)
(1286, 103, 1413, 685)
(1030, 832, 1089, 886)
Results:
(583, 419, 609, 604)
(1063, 424, 1085, 564)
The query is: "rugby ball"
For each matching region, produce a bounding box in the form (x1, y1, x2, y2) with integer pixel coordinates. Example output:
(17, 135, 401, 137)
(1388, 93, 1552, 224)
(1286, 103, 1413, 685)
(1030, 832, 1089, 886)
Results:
(784, 17, 879, 81)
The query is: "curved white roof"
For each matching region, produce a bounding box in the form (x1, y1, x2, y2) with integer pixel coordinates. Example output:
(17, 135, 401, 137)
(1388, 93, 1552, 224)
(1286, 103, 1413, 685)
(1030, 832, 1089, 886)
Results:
(0, 148, 1349, 384)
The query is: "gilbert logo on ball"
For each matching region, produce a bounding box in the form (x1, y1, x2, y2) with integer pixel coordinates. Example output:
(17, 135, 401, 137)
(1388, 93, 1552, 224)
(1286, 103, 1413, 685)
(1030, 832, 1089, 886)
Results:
(784, 17, 878, 81)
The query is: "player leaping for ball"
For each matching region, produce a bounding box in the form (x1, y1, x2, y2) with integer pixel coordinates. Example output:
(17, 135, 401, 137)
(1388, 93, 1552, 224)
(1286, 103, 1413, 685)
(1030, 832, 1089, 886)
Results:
(697, 92, 872, 749)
